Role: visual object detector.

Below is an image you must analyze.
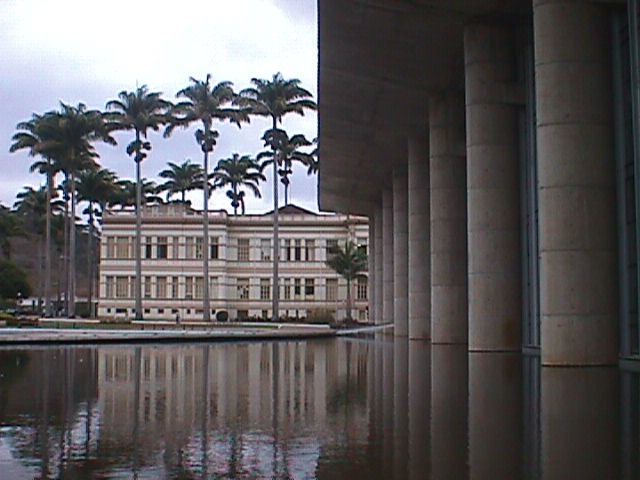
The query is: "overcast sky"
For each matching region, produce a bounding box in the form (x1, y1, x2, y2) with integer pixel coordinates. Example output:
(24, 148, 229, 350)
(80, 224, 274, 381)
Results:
(1, 0, 318, 214)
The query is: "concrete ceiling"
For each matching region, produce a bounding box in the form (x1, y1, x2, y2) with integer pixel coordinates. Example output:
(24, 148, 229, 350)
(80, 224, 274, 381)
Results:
(317, 0, 531, 214)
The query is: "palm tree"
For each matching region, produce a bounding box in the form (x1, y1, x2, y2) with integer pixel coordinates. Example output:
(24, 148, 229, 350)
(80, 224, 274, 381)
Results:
(108, 179, 162, 209)
(0, 206, 23, 260)
(257, 131, 313, 206)
(76, 169, 118, 317)
(236, 72, 317, 321)
(106, 85, 171, 320)
(212, 153, 265, 215)
(158, 160, 205, 203)
(51, 103, 115, 317)
(10, 111, 63, 316)
(165, 75, 249, 321)
(13, 186, 64, 312)
(325, 240, 368, 322)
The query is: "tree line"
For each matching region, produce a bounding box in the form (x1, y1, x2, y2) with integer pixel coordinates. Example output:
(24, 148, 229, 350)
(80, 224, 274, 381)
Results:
(3, 73, 317, 320)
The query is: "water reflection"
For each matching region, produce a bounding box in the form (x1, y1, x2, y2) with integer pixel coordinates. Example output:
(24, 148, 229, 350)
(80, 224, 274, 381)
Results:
(0, 340, 638, 479)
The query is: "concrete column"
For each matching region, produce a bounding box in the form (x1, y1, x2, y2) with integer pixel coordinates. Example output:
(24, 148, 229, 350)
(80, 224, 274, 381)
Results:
(368, 214, 376, 323)
(468, 353, 523, 479)
(541, 368, 618, 480)
(465, 22, 522, 351)
(429, 91, 468, 344)
(383, 189, 395, 326)
(375, 202, 384, 325)
(408, 134, 431, 340)
(394, 167, 409, 336)
(534, 0, 617, 365)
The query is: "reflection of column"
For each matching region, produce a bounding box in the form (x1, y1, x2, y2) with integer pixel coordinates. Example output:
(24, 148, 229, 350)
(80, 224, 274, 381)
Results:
(408, 341, 430, 480)
(313, 344, 327, 423)
(468, 353, 522, 479)
(431, 345, 468, 480)
(248, 344, 261, 423)
(382, 189, 394, 326)
(393, 337, 409, 478)
(393, 167, 409, 336)
(465, 21, 522, 351)
(408, 134, 430, 340)
(534, 0, 617, 365)
(541, 368, 618, 479)
(430, 92, 468, 344)
(382, 338, 395, 478)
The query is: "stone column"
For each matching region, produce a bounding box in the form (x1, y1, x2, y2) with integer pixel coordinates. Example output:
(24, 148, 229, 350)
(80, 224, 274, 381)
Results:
(465, 21, 523, 351)
(394, 167, 409, 336)
(375, 202, 384, 325)
(408, 134, 431, 340)
(383, 189, 395, 326)
(534, 0, 617, 365)
(368, 213, 376, 323)
(430, 92, 468, 344)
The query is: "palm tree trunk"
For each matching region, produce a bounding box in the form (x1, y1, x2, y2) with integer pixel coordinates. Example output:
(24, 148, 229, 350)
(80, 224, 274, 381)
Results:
(87, 207, 93, 318)
(202, 124, 211, 322)
(233, 185, 238, 216)
(271, 118, 280, 321)
(346, 278, 353, 322)
(44, 165, 52, 317)
(63, 177, 69, 316)
(135, 132, 143, 320)
(69, 173, 76, 318)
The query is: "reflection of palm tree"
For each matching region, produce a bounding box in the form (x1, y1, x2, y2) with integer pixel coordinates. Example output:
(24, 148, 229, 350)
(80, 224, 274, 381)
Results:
(158, 160, 205, 203)
(106, 85, 171, 320)
(212, 153, 265, 215)
(165, 75, 248, 321)
(236, 73, 317, 321)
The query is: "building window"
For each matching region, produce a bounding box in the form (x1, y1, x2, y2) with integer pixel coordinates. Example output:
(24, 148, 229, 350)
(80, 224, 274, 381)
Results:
(106, 276, 114, 298)
(326, 239, 338, 259)
(195, 277, 204, 299)
(185, 237, 195, 259)
(294, 278, 301, 298)
(305, 240, 315, 261)
(283, 278, 291, 300)
(260, 278, 271, 300)
(185, 277, 193, 299)
(305, 278, 315, 297)
(156, 276, 167, 298)
(116, 237, 129, 259)
(237, 278, 250, 300)
(283, 239, 291, 261)
(326, 278, 338, 301)
(210, 237, 219, 259)
(195, 237, 204, 259)
(209, 277, 217, 299)
(357, 237, 367, 256)
(144, 237, 152, 259)
(144, 276, 152, 298)
(106, 237, 115, 259)
(129, 276, 136, 298)
(294, 239, 302, 261)
(172, 236, 180, 259)
(237, 310, 249, 320)
(157, 236, 168, 259)
(116, 276, 128, 299)
(238, 238, 250, 261)
(171, 276, 179, 298)
(260, 238, 271, 261)
(356, 276, 368, 300)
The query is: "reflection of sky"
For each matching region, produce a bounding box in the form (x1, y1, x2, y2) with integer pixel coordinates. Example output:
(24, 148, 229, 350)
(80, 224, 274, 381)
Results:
(0, 432, 39, 480)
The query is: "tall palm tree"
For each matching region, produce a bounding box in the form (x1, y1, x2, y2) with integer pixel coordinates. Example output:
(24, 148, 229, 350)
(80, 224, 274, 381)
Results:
(257, 130, 313, 206)
(52, 103, 114, 317)
(10, 111, 63, 316)
(325, 240, 368, 322)
(212, 153, 265, 215)
(105, 85, 171, 320)
(76, 169, 118, 317)
(165, 75, 249, 321)
(158, 160, 205, 203)
(108, 178, 162, 209)
(13, 186, 64, 312)
(236, 72, 317, 321)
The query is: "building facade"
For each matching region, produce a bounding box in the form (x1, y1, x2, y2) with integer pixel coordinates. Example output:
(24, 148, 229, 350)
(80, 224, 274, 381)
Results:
(318, 0, 640, 366)
(98, 203, 369, 322)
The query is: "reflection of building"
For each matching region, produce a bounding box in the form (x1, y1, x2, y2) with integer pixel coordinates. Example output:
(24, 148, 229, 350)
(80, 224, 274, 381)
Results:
(318, 0, 640, 365)
(98, 203, 368, 321)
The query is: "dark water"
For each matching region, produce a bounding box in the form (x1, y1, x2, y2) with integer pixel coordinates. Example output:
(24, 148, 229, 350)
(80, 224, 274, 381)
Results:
(0, 337, 638, 479)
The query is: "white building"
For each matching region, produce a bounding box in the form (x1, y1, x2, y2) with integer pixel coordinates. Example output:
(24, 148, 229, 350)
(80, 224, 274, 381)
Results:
(98, 203, 369, 322)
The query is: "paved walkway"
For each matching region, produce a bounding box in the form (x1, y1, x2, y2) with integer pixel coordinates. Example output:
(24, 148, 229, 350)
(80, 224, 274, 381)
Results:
(0, 323, 336, 345)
